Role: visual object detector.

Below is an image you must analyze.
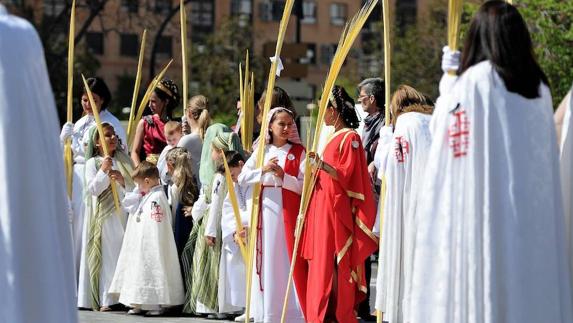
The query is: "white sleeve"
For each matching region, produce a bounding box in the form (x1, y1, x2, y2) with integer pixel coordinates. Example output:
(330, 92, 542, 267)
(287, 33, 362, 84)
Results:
(238, 153, 262, 185)
(205, 176, 226, 238)
(122, 187, 141, 214)
(282, 153, 305, 195)
(85, 158, 110, 196)
(192, 189, 208, 222)
(374, 126, 394, 180)
(158, 145, 172, 185)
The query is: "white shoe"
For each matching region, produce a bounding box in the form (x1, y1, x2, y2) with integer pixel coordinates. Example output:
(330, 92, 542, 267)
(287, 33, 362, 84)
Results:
(127, 308, 142, 315)
(234, 313, 253, 322)
(146, 309, 165, 316)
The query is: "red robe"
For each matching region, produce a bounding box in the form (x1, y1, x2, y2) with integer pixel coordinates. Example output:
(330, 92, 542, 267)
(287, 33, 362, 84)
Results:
(301, 129, 378, 323)
(282, 144, 308, 316)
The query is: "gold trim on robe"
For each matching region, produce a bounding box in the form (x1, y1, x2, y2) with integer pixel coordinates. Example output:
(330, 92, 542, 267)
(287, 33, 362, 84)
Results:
(337, 236, 353, 264)
(347, 190, 365, 200)
(356, 217, 378, 242)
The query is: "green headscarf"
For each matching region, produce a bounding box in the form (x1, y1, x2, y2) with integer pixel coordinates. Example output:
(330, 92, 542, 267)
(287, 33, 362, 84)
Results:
(212, 131, 244, 155)
(199, 123, 230, 189)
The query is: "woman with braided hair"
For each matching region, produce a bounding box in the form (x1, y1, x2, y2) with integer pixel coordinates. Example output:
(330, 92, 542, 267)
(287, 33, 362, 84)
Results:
(300, 85, 378, 323)
(131, 79, 180, 166)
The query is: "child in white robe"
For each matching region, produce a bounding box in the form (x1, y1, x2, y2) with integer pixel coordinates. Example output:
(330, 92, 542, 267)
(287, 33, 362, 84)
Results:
(373, 85, 434, 323)
(109, 161, 184, 316)
(77, 123, 133, 311)
(239, 107, 306, 323)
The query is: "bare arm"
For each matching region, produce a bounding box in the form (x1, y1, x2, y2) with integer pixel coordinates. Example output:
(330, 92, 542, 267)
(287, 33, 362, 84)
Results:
(130, 120, 144, 166)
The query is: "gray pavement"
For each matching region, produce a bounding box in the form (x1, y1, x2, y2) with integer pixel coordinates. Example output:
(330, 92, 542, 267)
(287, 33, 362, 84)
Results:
(79, 261, 379, 323)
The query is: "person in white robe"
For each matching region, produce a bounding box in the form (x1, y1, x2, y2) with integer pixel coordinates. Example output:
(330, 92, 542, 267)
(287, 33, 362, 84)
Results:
(555, 85, 573, 292)
(408, 2, 573, 322)
(374, 85, 434, 323)
(0, 5, 77, 322)
(60, 76, 126, 276)
(109, 161, 184, 316)
(77, 124, 134, 310)
(239, 107, 306, 323)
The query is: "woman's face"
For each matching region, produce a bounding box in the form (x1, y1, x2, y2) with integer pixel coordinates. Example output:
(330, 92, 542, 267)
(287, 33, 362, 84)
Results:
(324, 106, 337, 126)
(229, 164, 243, 182)
(149, 92, 167, 116)
(269, 111, 294, 144)
(96, 126, 117, 155)
(81, 92, 102, 115)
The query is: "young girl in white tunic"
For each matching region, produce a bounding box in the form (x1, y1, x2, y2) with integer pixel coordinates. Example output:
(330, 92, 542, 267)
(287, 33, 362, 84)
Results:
(239, 107, 306, 323)
(77, 123, 133, 311)
(59, 77, 126, 277)
(109, 161, 184, 316)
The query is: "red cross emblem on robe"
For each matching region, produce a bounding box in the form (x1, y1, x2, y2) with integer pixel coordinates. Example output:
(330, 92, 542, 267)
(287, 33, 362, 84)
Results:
(448, 109, 470, 158)
(150, 201, 164, 222)
(394, 136, 410, 163)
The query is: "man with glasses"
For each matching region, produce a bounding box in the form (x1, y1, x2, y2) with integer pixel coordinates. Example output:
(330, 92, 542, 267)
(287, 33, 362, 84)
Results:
(356, 77, 386, 321)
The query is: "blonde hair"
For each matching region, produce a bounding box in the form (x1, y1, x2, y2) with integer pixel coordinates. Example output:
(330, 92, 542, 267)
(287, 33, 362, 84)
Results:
(166, 147, 198, 207)
(131, 161, 159, 180)
(187, 95, 211, 140)
(390, 85, 434, 126)
(164, 120, 182, 136)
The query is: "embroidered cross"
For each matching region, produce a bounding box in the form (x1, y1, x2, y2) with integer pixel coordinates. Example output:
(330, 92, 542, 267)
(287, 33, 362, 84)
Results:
(448, 109, 470, 158)
(150, 201, 164, 222)
(394, 136, 410, 163)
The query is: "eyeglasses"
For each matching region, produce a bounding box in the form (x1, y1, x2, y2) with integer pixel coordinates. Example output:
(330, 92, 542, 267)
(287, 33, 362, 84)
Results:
(357, 94, 372, 102)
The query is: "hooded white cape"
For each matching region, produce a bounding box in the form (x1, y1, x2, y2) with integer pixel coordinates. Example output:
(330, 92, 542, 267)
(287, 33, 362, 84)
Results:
(408, 61, 573, 323)
(0, 6, 77, 323)
(375, 112, 432, 323)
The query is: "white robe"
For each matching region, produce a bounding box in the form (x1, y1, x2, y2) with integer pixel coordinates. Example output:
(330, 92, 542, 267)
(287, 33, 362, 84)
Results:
(218, 182, 252, 311)
(109, 185, 184, 308)
(375, 112, 432, 323)
(67, 110, 127, 276)
(408, 61, 573, 323)
(77, 157, 128, 308)
(559, 86, 573, 293)
(239, 143, 305, 323)
(0, 6, 77, 322)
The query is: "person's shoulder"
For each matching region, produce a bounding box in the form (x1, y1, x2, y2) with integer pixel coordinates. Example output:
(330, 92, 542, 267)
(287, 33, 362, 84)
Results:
(460, 61, 496, 85)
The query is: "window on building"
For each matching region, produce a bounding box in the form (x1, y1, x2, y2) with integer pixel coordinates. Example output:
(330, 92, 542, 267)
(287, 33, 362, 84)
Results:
(320, 43, 337, 65)
(330, 3, 347, 26)
(120, 34, 138, 57)
(43, 0, 65, 17)
(121, 0, 138, 13)
(259, 0, 285, 22)
(191, 0, 215, 41)
(156, 36, 173, 57)
(301, 0, 317, 24)
(231, 0, 252, 16)
(86, 32, 104, 55)
(396, 0, 417, 34)
(155, 0, 172, 14)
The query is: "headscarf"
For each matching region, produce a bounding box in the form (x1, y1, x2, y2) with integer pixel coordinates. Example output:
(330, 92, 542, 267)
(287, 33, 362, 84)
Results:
(199, 123, 233, 190)
(212, 131, 245, 156)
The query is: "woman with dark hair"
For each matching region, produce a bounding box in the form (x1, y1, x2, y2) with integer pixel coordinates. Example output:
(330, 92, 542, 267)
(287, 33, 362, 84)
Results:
(131, 79, 180, 166)
(300, 86, 378, 323)
(59, 76, 126, 278)
(409, 2, 573, 322)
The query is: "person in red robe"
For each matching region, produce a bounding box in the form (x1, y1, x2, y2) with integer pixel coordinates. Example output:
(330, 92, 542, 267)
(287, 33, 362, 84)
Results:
(301, 86, 379, 322)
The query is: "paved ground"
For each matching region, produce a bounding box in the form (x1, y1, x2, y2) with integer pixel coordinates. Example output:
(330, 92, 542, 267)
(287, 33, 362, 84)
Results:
(79, 261, 379, 323)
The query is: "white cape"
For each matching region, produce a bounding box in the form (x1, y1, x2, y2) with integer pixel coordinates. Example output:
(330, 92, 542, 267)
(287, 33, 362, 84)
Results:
(0, 6, 77, 323)
(376, 112, 432, 323)
(559, 85, 573, 292)
(409, 61, 573, 323)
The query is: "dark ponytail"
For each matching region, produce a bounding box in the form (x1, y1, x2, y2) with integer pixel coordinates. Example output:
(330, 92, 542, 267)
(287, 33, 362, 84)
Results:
(331, 85, 360, 129)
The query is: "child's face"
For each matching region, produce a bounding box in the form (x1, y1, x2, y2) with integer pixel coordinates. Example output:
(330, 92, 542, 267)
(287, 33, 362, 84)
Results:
(229, 163, 243, 182)
(166, 130, 182, 147)
(211, 146, 223, 162)
(96, 126, 117, 155)
(135, 177, 159, 194)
